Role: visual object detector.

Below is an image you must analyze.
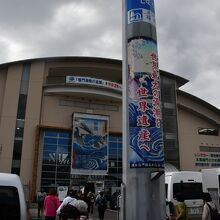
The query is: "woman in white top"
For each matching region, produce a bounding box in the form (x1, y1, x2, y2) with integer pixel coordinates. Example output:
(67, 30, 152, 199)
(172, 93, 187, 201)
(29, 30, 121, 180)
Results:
(202, 192, 217, 220)
(56, 189, 77, 216)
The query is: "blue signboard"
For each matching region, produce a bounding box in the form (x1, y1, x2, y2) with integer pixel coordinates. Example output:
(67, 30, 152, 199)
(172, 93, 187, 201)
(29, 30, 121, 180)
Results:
(127, 0, 155, 25)
(127, 0, 155, 12)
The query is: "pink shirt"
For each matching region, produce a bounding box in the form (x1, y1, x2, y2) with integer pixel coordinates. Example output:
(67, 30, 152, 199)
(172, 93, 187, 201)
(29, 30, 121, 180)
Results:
(44, 195, 60, 217)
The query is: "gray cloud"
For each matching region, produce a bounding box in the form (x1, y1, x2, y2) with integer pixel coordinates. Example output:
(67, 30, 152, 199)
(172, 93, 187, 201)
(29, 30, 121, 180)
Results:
(155, 0, 220, 108)
(0, 0, 220, 108)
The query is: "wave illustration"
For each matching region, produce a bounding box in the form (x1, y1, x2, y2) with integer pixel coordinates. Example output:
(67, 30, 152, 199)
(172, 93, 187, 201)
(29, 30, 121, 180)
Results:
(129, 127, 164, 164)
(72, 143, 107, 170)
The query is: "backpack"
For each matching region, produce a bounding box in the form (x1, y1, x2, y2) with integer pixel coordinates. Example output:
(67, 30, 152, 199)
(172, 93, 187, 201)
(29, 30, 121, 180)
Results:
(207, 203, 220, 220)
(99, 196, 107, 209)
(60, 204, 80, 220)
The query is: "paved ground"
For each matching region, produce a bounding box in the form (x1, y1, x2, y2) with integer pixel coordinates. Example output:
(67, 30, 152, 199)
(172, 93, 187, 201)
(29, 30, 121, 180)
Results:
(29, 203, 118, 220)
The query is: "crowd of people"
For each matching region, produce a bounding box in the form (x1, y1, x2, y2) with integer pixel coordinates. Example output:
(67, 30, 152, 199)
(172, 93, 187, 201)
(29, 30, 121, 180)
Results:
(37, 188, 107, 220)
(37, 188, 220, 220)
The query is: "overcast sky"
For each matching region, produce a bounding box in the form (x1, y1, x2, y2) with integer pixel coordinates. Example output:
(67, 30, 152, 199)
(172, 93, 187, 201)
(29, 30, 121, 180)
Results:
(1, 0, 220, 108)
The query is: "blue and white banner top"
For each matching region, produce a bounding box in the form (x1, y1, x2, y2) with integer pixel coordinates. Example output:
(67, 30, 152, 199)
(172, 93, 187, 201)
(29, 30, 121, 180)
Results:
(127, 0, 155, 26)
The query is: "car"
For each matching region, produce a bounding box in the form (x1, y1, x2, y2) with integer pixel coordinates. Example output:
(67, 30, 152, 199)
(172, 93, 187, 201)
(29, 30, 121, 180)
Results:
(0, 172, 28, 220)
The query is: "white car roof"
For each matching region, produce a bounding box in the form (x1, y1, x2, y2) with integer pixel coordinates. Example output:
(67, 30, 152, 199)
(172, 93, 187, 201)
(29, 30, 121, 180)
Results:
(0, 173, 23, 187)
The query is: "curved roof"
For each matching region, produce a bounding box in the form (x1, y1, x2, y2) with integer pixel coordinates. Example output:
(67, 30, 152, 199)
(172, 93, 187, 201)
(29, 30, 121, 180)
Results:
(178, 90, 220, 114)
(0, 56, 188, 87)
(0, 56, 122, 68)
(177, 90, 220, 128)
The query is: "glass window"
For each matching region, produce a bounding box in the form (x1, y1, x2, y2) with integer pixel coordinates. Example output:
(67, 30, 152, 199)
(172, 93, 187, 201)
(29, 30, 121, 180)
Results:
(164, 139, 177, 149)
(173, 183, 203, 200)
(165, 149, 179, 161)
(57, 146, 69, 154)
(56, 180, 70, 187)
(43, 144, 57, 151)
(15, 119, 25, 138)
(117, 148, 122, 156)
(109, 142, 118, 149)
(41, 172, 56, 178)
(12, 140, 22, 160)
(198, 128, 218, 136)
(109, 136, 118, 142)
(59, 132, 72, 138)
(117, 143, 122, 149)
(41, 130, 72, 190)
(117, 168, 122, 174)
(19, 64, 30, 94)
(0, 186, 20, 219)
(108, 135, 122, 176)
(165, 184, 168, 198)
(108, 168, 117, 174)
(57, 166, 70, 172)
(109, 148, 117, 155)
(11, 168, 20, 175)
(42, 165, 56, 172)
(200, 146, 220, 152)
(44, 137, 57, 145)
(163, 115, 177, 133)
(163, 107, 176, 116)
(161, 77, 176, 103)
(109, 154, 116, 160)
(15, 127, 24, 137)
(110, 161, 116, 167)
(109, 136, 122, 142)
(117, 161, 122, 168)
(58, 139, 70, 145)
(45, 131, 58, 137)
(56, 173, 70, 179)
(42, 152, 56, 164)
(17, 94, 27, 119)
(41, 179, 56, 188)
(41, 131, 123, 190)
(12, 64, 30, 175)
(57, 153, 71, 165)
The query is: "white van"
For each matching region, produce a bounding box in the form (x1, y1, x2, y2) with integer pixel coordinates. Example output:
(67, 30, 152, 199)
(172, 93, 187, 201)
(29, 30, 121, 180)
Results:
(165, 171, 203, 219)
(0, 173, 28, 220)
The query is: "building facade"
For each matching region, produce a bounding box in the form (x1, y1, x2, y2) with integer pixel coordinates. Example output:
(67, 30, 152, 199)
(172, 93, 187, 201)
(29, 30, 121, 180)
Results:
(0, 57, 219, 200)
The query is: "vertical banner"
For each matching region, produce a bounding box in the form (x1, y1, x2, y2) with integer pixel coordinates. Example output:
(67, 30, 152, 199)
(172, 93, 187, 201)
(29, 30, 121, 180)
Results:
(71, 113, 109, 175)
(122, 0, 166, 219)
(127, 0, 164, 168)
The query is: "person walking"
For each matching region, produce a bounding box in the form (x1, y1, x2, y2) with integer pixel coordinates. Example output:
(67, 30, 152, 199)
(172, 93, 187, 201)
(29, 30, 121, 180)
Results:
(175, 193, 188, 220)
(37, 191, 46, 218)
(87, 191, 95, 214)
(95, 191, 107, 220)
(57, 189, 78, 219)
(57, 192, 88, 220)
(43, 189, 60, 220)
(202, 192, 220, 220)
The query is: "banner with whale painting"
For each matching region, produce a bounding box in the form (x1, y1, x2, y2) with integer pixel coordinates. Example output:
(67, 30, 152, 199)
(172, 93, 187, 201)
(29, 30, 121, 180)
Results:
(71, 113, 109, 175)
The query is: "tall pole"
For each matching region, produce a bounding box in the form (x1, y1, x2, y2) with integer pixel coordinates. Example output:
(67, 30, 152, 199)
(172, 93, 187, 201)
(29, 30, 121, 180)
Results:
(122, 1, 165, 219)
